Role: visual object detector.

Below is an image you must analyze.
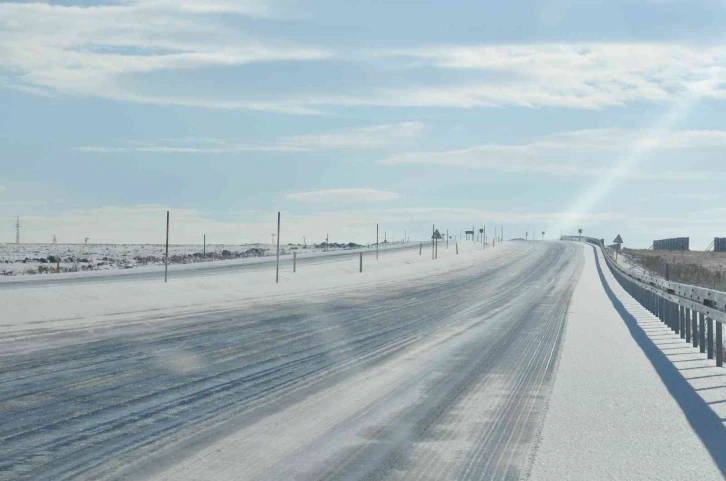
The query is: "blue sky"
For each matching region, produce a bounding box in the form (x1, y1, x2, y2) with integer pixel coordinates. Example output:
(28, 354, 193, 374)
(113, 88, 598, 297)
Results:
(2, 0, 726, 248)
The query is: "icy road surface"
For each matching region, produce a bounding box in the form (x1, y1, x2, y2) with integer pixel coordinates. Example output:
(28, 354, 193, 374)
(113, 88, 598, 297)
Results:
(1, 242, 583, 481)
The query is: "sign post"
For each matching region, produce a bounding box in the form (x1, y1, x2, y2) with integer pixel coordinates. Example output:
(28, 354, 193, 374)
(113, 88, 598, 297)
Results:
(613, 234, 624, 262)
(432, 229, 443, 260)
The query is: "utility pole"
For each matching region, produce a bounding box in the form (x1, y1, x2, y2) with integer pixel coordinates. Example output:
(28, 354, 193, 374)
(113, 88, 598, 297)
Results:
(326, 233, 329, 252)
(203, 234, 206, 257)
(15, 216, 20, 244)
(376, 224, 379, 260)
(432, 224, 435, 260)
(542, 231, 545, 241)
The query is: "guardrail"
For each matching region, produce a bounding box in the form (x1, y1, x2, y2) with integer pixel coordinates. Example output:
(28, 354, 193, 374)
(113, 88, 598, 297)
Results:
(561, 235, 724, 367)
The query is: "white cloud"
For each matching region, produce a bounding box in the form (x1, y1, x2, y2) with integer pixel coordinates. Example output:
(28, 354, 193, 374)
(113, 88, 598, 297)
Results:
(672, 193, 722, 201)
(284, 189, 401, 202)
(282, 122, 425, 149)
(0, 1, 332, 111)
(214, 42, 724, 112)
(640, 193, 721, 202)
(5, 7, 726, 116)
(381, 128, 726, 179)
(359, 43, 726, 110)
(75, 122, 425, 153)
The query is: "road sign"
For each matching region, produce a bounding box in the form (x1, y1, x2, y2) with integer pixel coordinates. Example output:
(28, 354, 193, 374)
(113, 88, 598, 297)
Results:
(432, 229, 443, 240)
(613, 234, 623, 244)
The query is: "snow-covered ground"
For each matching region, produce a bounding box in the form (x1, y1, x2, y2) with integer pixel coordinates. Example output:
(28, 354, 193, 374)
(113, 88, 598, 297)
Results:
(1, 240, 496, 336)
(528, 243, 726, 480)
(6, 240, 724, 480)
(0, 240, 389, 276)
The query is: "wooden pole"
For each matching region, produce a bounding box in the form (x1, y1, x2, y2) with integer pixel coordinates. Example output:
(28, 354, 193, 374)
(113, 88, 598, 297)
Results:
(276, 212, 281, 284)
(360, 252, 363, 273)
(293, 251, 297, 273)
(165, 211, 169, 283)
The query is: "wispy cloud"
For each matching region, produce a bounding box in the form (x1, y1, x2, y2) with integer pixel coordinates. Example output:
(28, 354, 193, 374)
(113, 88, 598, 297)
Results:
(75, 122, 425, 153)
(381, 128, 726, 179)
(284, 189, 402, 202)
(221, 43, 725, 112)
(5, 6, 726, 116)
(282, 122, 424, 149)
(361, 43, 726, 110)
(640, 193, 722, 202)
(0, 0, 332, 112)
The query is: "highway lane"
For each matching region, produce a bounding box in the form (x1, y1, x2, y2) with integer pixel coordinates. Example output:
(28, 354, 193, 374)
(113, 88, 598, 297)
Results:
(0, 243, 419, 290)
(0, 241, 583, 481)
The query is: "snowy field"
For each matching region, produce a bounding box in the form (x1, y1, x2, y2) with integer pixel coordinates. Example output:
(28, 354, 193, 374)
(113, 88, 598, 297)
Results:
(0, 240, 387, 276)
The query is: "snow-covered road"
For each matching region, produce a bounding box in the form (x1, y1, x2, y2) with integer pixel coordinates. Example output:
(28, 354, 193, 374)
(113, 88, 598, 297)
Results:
(6, 239, 722, 481)
(1, 241, 584, 480)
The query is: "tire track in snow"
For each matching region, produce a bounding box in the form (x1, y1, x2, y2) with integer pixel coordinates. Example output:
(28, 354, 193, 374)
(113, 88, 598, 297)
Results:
(1, 242, 580, 481)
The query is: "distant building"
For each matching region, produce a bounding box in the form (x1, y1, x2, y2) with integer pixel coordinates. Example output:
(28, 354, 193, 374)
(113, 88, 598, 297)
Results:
(653, 237, 689, 251)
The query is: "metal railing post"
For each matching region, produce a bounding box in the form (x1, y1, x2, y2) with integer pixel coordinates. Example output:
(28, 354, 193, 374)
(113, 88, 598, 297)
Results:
(674, 303, 679, 332)
(708, 318, 714, 360)
(685, 307, 691, 343)
(692, 310, 697, 348)
(717, 323, 723, 367)
(679, 305, 685, 338)
(699, 313, 706, 353)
